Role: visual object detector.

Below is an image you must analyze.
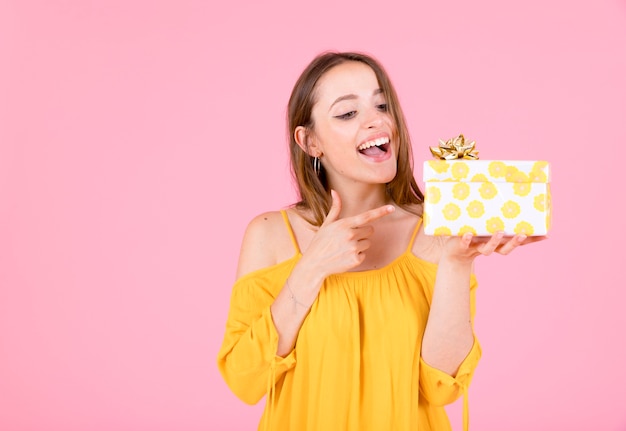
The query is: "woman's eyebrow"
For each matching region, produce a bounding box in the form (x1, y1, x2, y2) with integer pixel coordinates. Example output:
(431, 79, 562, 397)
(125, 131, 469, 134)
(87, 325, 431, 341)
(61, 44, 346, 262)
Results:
(329, 89, 384, 111)
(329, 94, 357, 110)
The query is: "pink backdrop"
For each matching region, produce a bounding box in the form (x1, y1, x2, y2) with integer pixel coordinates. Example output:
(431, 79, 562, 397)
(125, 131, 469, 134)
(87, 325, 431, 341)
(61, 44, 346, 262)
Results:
(1, 0, 625, 430)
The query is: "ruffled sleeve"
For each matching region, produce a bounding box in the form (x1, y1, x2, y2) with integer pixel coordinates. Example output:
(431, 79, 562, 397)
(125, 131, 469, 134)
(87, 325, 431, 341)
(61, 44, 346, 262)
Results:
(217, 265, 297, 405)
(418, 337, 481, 406)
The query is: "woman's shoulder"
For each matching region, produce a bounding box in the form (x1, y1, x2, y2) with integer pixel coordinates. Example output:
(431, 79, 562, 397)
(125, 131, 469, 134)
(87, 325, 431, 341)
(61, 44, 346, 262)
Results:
(245, 210, 287, 236)
(235, 210, 295, 279)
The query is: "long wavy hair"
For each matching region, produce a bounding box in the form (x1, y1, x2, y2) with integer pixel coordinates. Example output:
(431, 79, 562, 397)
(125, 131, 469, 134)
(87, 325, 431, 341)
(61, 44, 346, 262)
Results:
(288, 51, 424, 226)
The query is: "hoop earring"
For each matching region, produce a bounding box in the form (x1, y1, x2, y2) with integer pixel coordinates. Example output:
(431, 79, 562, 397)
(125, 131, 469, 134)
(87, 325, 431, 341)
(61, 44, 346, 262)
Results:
(313, 157, 321, 177)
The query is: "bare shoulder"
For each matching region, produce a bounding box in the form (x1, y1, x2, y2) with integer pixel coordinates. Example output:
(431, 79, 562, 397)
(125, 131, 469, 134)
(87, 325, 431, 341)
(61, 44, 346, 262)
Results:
(235, 211, 291, 279)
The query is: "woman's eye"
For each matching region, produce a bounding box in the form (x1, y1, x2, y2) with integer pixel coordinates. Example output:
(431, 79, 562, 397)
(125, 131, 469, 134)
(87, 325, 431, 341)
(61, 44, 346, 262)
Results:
(377, 103, 388, 112)
(335, 111, 356, 120)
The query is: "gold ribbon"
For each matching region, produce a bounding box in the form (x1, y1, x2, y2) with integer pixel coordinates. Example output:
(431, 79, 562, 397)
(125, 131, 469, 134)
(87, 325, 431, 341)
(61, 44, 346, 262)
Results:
(430, 134, 479, 160)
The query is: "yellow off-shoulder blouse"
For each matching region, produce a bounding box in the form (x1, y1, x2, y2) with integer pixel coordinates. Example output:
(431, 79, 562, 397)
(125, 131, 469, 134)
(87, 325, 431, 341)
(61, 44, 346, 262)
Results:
(217, 211, 481, 431)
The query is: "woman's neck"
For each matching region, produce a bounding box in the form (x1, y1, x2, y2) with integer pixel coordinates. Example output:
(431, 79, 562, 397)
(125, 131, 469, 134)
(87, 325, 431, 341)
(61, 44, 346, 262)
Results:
(330, 183, 392, 218)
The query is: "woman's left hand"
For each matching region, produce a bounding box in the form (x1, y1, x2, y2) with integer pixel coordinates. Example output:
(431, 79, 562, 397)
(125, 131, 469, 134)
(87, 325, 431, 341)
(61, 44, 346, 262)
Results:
(443, 232, 547, 264)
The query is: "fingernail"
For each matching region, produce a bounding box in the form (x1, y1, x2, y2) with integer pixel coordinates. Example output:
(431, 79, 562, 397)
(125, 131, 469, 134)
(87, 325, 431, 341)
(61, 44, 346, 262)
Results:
(517, 234, 527, 242)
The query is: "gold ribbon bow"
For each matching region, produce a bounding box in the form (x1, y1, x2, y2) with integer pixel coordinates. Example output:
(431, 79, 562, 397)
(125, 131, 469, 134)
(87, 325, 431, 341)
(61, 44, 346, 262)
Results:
(430, 134, 479, 160)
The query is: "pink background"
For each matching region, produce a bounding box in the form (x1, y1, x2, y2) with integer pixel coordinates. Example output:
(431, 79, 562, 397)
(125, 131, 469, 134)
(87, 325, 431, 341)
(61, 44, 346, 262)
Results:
(1, 0, 625, 430)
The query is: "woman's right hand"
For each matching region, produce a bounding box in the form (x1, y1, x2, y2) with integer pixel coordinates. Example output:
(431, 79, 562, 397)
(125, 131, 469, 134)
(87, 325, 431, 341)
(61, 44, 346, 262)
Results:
(271, 190, 395, 355)
(297, 190, 395, 280)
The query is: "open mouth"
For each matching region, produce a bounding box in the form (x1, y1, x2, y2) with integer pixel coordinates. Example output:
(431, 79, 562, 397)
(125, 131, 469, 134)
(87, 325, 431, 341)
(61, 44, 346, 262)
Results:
(357, 137, 390, 156)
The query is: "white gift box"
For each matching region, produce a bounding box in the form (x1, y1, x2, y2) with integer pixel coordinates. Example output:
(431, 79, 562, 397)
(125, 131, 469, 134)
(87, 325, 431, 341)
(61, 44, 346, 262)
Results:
(422, 160, 551, 236)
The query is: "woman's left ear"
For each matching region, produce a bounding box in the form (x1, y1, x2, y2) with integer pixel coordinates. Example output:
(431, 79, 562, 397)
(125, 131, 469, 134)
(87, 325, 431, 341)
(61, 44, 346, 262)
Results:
(295, 126, 321, 157)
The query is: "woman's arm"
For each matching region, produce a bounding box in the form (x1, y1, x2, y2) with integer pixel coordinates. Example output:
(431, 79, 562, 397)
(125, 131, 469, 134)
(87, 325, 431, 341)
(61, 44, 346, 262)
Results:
(420, 251, 475, 376)
(421, 232, 528, 375)
(239, 191, 395, 357)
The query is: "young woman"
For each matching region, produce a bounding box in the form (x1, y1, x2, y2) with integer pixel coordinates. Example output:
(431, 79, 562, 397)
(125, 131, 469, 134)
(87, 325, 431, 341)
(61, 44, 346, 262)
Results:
(217, 51, 536, 431)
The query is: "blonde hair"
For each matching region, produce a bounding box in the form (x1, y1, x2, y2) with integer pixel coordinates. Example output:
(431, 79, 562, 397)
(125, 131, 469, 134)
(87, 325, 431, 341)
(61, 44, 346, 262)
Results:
(287, 51, 423, 226)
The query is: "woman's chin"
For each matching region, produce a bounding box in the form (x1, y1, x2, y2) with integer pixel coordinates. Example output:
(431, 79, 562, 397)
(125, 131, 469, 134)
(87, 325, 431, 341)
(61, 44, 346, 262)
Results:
(369, 169, 398, 185)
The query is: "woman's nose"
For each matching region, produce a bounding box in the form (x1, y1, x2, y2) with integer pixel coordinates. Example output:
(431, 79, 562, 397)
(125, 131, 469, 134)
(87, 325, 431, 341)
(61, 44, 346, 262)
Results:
(363, 108, 384, 128)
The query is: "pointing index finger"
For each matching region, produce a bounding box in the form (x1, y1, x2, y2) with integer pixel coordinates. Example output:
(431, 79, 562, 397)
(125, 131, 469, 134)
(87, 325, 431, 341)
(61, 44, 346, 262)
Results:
(350, 205, 395, 227)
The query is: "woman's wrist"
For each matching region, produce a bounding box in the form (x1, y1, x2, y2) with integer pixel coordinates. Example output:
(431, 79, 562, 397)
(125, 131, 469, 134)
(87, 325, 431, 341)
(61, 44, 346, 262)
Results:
(438, 253, 474, 274)
(288, 263, 326, 305)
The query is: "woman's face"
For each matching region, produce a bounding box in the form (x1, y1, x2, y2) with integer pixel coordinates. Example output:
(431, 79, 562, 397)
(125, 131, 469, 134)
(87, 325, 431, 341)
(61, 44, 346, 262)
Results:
(308, 61, 398, 188)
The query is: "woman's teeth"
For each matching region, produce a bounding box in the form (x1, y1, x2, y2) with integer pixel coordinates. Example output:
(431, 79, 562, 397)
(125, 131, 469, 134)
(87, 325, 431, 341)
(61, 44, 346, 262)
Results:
(358, 137, 389, 151)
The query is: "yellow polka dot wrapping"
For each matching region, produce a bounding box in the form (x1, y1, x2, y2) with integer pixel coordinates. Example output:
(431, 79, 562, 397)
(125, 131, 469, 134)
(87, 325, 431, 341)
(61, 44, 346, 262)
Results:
(423, 160, 551, 236)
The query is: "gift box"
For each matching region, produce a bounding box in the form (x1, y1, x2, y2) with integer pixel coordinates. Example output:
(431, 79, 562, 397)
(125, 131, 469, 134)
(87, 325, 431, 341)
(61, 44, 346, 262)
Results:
(422, 159, 551, 236)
